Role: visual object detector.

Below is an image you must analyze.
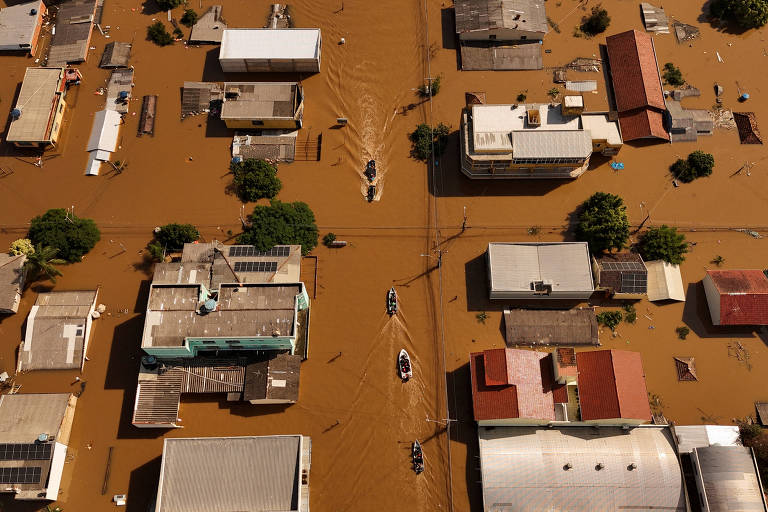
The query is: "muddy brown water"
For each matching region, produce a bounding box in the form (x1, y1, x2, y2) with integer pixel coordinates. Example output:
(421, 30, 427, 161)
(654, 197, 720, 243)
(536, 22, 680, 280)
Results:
(1, 0, 768, 510)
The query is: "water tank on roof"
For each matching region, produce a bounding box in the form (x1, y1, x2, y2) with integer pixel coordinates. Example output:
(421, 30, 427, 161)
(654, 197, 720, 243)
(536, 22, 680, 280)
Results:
(30, 8, 37, 15)
(141, 355, 158, 370)
(11, 109, 21, 120)
(201, 299, 217, 313)
(37, 433, 49, 443)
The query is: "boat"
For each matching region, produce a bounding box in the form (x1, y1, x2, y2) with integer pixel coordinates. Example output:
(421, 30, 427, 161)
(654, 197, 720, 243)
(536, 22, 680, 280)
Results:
(398, 349, 412, 381)
(387, 287, 397, 315)
(367, 185, 376, 202)
(412, 440, 424, 474)
(364, 160, 376, 182)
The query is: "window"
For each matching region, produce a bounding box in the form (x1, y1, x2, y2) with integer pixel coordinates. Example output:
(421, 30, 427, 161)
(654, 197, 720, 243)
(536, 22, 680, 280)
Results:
(521, 35, 527, 40)
(202, 340, 216, 344)
(225, 340, 240, 344)
(251, 120, 264, 126)
(489, 34, 497, 40)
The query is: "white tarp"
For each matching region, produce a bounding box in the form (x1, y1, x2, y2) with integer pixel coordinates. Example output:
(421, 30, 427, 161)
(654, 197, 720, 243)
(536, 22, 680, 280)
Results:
(646, 260, 686, 301)
(86, 109, 121, 152)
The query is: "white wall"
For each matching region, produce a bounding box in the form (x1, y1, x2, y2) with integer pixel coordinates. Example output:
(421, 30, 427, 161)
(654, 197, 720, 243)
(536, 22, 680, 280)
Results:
(702, 275, 721, 326)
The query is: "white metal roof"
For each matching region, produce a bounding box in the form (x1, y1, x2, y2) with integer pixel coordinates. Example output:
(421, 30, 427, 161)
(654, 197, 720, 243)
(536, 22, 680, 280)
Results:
(580, 113, 623, 145)
(645, 260, 685, 301)
(512, 130, 593, 159)
(675, 425, 740, 454)
(487, 242, 594, 293)
(220, 29, 321, 60)
(0, 0, 44, 49)
(479, 426, 686, 511)
(86, 109, 121, 152)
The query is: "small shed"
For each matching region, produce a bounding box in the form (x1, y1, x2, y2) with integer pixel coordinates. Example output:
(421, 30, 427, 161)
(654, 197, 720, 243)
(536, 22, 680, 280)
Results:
(99, 42, 131, 68)
(85, 109, 121, 175)
(645, 260, 685, 301)
(674, 357, 697, 381)
(219, 28, 321, 73)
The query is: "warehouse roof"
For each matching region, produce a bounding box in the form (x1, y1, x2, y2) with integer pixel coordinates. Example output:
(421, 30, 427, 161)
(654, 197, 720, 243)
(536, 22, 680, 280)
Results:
(693, 446, 768, 512)
(220, 29, 320, 60)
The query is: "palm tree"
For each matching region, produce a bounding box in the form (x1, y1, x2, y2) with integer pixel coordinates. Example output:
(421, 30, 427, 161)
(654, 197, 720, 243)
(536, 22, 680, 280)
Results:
(24, 245, 66, 283)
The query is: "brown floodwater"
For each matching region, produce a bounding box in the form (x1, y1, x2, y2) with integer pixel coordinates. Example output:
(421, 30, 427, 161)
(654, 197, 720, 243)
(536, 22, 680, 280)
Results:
(1, 0, 768, 510)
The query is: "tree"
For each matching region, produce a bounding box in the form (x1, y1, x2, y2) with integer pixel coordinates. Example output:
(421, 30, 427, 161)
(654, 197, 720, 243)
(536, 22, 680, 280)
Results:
(180, 8, 198, 27)
(638, 225, 688, 264)
(9, 238, 34, 256)
(662, 63, 684, 86)
(172, 27, 184, 39)
(671, 151, 714, 182)
(581, 5, 611, 35)
(676, 326, 690, 339)
(147, 21, 173, 46)
(237, 200, 318, 255)
(28, 209, 100, 263)
(409, 123, 450, 161)
(323, 233, 337, 246)
(24, 245, 66, 283)
(230, 159, 282, 202)
(711, 0, 768, 28)
(155, 223, 199, 251)
(574, 192, 629, 254)
(597, 311, 622, 330)
(156, 0, 182, 10)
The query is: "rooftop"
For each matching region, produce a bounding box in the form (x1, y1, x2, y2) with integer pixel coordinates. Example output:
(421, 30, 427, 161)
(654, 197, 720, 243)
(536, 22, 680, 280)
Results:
(693, 446, 768, 512)
(244, 352, 301, 402)
(504, 308, 599, 346)
(232, 133, 297, 162)
(487, 242, 594, 294)
(478, 426, 686, 511)
(706, 269, 768, 325)
(219, 82, 302, 121)
(220, 29, 321, 60)
(674, 425, 741, 454)
(47, 0, 98, 66)
(189, 5, 227, 43)
(0, 253, 26, 313)
(645, 260, 685, 301)
(617, 108, 668, 141)
(156, 435, 308, 512)
(20, 290, 98, 370)
(99, 41, 131, 68)
(594, 252, 648, 295)
(0, 393, 73, 443)
(454, 0, 547, 36)
(0, 0, 44, 50)
(605, 30, 665, 113)
(6, 67, 64, 143)
(580, 113, 623, 145)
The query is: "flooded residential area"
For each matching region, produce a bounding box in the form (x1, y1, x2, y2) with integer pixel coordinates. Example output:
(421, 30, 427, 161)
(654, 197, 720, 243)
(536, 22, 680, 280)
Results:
(0, 0, 767, 510)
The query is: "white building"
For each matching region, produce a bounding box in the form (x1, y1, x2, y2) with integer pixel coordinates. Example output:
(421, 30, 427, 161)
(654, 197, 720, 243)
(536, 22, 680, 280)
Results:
(219, 29, 321, 73)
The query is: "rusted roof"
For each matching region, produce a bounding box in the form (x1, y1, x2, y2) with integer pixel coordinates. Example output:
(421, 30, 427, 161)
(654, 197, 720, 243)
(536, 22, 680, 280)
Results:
(707, 270, 768, 325)
(674, 357, 697, 381)
(733, 112, 763, 144)
(504, 308, 599, 346)
(606, 30, 665, 112)
(618, 108, 669, 141)
(575, 350, 651, 422)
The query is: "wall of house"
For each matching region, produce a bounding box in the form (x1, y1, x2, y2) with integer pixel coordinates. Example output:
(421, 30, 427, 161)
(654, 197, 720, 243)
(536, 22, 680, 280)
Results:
(220, 58, 320, 73)
(478, 417, 552, 427)
(459, 28, 545, 42)
(702, 275, 721, 326)
(223, 118, 301, 130)
(489, 289, 594, 300)
(591, 139, 622, 156)
(48, 96, 67, 146)
(29, 3, 46, 54)
(143, 336, 296, 358)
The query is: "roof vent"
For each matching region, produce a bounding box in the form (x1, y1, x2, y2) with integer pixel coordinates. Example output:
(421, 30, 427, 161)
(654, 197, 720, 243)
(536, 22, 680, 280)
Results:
(595, 462, 605, 470)
(11, 108, 22, 120)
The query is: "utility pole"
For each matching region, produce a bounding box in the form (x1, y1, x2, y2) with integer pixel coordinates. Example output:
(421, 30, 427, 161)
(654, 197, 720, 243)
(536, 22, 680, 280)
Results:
(461, 206, 467, 232)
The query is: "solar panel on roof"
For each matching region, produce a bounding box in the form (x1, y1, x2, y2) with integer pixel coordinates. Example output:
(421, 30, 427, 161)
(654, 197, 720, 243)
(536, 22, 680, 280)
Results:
(229, 246, 289, 258)
(0, 443, 52, 461)
(0, 466, 42, 484)
(602, 261, 645, 272)
(233, 261, 278, 273)
(621, 272, 648, 293)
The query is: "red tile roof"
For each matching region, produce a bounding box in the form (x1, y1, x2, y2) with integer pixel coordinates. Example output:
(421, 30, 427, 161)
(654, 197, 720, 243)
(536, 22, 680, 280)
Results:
(707, 270, 768, 325)
(470, 351, 519, 421)
(575, 350, 651, 422)
(606, 30, 666, 112)
(483, 348, 508, 386)
(618, 109, 669, 141)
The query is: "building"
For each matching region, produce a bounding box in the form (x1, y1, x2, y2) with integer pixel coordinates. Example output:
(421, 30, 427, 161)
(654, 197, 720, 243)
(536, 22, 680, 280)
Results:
(154, 435, 311, 512)
(0, 254, 26, 314)
(0, 393, 77, 501)
(219, 28, 321, 73)
(703, 270, 768, 326)
(0, 0, 46, 54)
(667, 98, 713, 143)
(232, 132, 297, 162)
(19, 290, 99, 371)
(455, 0, 547, 41)
(459, 102, 621, 178)
(486, 242, 594, 300)
(592, 252, 648, 299)
(99, 41, 131, 68)
(6, 67, 68, 148)
(646, 260, 685, 301)
(478, 426, 686, 511)
(46, 0, 98, 66)
(503, 308, 599, 346)
(189, 5, 227, 43)
(605, 30, 669, 142)
(470, 347, 651, 425)
(85, 109, 122, 176)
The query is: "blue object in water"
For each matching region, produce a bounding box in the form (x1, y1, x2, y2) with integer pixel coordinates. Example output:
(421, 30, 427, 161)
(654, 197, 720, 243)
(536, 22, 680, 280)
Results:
(740, 93, 750, 101)
(231, 156, 242, 164)
(611, 162, 625, 170)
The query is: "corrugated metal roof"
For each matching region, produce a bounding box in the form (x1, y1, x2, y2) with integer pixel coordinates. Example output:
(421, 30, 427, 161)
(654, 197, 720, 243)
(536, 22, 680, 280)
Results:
(512, 130, 593, 159)
(47, 0, 98, 66)
(86, 109, 121, 152)
(707, 270, 768, 325)
(646, 260, 685, 301)
(479, 426, 686, 511)
(454, 0, 547, 35)
(156, 436, 305, 512)
(220, 29, 320, 60)
(0, 253, 25, 313)
(675, 425, 740, 454)
(693, 446, 768, 512)
(504, 308, 599, 346)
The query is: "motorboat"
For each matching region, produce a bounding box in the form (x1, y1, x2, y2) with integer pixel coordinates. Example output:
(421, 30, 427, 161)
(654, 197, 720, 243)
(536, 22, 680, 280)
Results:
(412, 440, 424, 474)
(387, 287, 397, 315)
(367, 185, 376, 202)
(398, 349, 412, 381)
(364, 160, 376, 182)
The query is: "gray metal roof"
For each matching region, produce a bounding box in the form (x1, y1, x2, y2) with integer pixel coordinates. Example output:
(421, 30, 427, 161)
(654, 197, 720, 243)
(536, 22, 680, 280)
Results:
(512, 130, 593, 159)
(479, 426, 686, 511)
(0, 0, 44, 49)
(455, 0, 547, 35)
(504, 308, 599, 345)
(47, 0, 98, 66)
(693, 445, 768, 512)
(219, 82, 301, 121)
(156, 436, 306, 512)
(0, 253, 25, 313)
(674, 425, 740, 454)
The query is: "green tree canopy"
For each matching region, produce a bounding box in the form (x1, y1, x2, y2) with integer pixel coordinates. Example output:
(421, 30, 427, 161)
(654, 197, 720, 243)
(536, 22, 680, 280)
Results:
(711, 0, 768, 28)
(180, 8, 198, 27)
(237, 200, 318, 255)
(231, 159, 282, 202)
(155, 223, 200, 251)
(147, 21, 173, 46)
(575, 192, 629, 254)
(156, 0, 182, 10)
(409, 123, 450, 161)
(24, 245, 66, 283)
(662, 63, 684, 86)
(581, 6, 611, 35)
(28, 209, 100, 263)
(638, 225, 688, 264)
(671, 150, 715, 183)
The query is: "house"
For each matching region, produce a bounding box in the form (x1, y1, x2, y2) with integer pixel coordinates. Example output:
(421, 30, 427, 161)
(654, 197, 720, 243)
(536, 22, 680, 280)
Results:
(6, 67, 68, 149)
(154, 435, 311, 512)
(46, 0, 98, 66)
(469, 347, 651, 425)
(605, 30, 669, 142)
(703, 270, 768, 326)
(455, 0, 547, 41)
(189, 5, 227, 44)
(486, 243, 594, 300)
(0, 393, 78, 501)
(667, 98, 713, 143)
(478, 426, 686, 511)
(0, 254, 26, 314)
(219, 28, 321, 73)
(232, 132, 297, 162)
(459, 102, 622, 178)
(133, 242, 308, 428)
(592, 252, 648, 299)
(0, 0, 46, 54)
(99, 42, 131, 68)
(84, 109, 122, 175)
(646, 260, 685, 301)
(503, 308, 599, 346)
(19, 290, 99, 371)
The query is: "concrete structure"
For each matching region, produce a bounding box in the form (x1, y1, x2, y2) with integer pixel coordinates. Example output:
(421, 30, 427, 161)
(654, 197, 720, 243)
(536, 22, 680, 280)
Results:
(605, 30, 669, 142)
(189, 5, 226, 43)
(0, 0, 46, 54)
(470, 347, 651, 425)
(85, 109, 121, 176)
(0, 394, 77, 501)
(703, 270, 768, 326)
(486, 242, 594, 300)
(0, 254, 26, 314)
(105, 68, 133, 115)
(155, 435, 311, 512)
(6, 67, 68, 148)
(503, 308, 599, 346)
(592, 252, 648, 299)
(47, 0, 98, 66)
(455, 0, 547, 41)
(667, 98, 713, 143)
(19, 290, 99, 371)
(220, 83, 303, 129)
(232, 132, 297, 162)
(478, 426, 686, 511)
(99, 41, 131, 68)
(460, 103, 621, 178)
(646, 260, 685, 301)
(219, 29, 321, 73)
